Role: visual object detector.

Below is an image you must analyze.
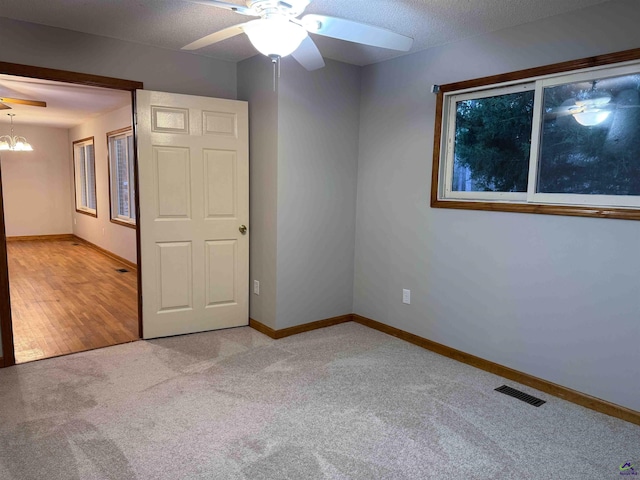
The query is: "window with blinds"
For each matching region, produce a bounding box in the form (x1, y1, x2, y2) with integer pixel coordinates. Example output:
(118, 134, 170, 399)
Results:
(107, 128, 136, 227)
(73, 137, 97, 216)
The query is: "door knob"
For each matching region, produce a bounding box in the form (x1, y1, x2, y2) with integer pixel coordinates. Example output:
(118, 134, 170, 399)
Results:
(239, 225, 247, 235)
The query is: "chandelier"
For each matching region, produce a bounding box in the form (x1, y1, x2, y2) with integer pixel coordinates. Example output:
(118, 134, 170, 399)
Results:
(0, 114, 33, 151)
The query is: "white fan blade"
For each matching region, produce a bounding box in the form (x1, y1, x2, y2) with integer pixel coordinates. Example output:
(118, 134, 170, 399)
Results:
(184, 0, 256, 16)
(302, 14, 413, 51)
(544, 104, 583, 120)
(291, 36, 325, 71)
(182, 23, 246, 50)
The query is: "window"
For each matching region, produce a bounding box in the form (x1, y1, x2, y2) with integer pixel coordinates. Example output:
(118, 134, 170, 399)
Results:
(107, 127, 136, 227)
(73, 137, 97, 217)
(445, 83, 535, 202)
(432, 48, 640, 220)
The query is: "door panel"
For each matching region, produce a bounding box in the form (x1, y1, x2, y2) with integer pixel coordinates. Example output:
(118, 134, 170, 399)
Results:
(137, 90, 249, 339)
(204, 149, 237, 218)
(156, 241, 193, 312)
(205, 240, 236, 306)
(154, 146, 192, 219)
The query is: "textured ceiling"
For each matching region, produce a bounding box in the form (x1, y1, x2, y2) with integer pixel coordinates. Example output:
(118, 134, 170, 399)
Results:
(0, 0, 611, 66)
(0, 75, 130, 128)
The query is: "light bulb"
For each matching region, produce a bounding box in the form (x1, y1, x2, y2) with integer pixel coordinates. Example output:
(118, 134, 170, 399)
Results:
(243, 17, 308, 58)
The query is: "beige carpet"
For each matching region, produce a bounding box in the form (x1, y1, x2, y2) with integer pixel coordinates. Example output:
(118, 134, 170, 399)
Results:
(0, 322, 638, 479)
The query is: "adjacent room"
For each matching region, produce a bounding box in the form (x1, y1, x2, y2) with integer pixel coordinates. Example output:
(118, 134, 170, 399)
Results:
(0, 75, 138, 363)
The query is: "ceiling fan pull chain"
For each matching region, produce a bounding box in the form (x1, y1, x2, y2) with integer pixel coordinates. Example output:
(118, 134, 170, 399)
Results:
(270, 54, 281, 92)
(273, 57, 276, 92)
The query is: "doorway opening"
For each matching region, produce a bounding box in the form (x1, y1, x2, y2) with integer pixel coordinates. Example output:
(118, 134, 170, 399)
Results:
(0, 63, 143, 367)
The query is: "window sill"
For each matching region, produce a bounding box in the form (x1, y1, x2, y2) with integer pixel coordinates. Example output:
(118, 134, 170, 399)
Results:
(110, 218, 137, 229)
(430, 197, 640, 221)
(76, 208, 97, 218)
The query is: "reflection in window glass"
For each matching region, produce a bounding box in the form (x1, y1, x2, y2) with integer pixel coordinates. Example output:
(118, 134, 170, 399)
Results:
(453, 90, 534, 192)
(538, 73, 640, 195)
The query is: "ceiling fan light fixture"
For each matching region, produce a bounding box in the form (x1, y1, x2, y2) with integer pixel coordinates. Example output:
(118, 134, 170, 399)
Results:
(571, 92, 612, 126)
(243, 17, 308, 58)
(572, 109, 611, 126)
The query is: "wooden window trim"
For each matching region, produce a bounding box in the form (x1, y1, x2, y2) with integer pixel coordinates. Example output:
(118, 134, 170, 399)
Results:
(76, 209, 98, 218)
(110, 218, 136, 229)
(73, 136, 98, 218)
(431, 47, 640, 221)
(106, 126, 136, 229)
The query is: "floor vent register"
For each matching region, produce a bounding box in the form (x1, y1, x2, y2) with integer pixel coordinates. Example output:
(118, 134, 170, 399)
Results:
(495, 385, 546, 407)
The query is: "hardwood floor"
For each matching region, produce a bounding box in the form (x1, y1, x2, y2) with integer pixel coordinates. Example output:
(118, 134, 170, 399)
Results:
(7, 239, 138, 363)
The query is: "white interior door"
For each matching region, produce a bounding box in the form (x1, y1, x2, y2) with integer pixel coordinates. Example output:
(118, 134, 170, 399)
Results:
(137, 90, 249, 339)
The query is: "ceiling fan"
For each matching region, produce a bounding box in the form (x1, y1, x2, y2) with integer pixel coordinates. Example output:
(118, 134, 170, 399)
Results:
(182, 0, 414, 71)
(546, 95, 640, 127)
(544, 80, 640, 126)
(546, 96, 615, 126)
(0, 97, 47, 111)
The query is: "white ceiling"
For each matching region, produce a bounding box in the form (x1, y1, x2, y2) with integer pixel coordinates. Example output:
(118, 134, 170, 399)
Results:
(0, 0, 611, 66)
(0, 0, 611, 129)
(0, 75, 131, 129)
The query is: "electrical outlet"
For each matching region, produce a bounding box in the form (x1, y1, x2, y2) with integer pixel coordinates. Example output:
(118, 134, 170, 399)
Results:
(74, 218, 77, 225)
(253, 280, 260, 295)
(102, 228, 105, 236)
(402, 289, 411, 305)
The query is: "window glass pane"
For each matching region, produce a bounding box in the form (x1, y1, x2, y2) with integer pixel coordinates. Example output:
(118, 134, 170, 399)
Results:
(128, 135, 136, 220)
(452, 90, 534, 192)
(115, 137, 129, 217)
(538, 73, 640, 195)
(108, 131, 135, 223)
(79, 146, 87, 207)
(86, 144, 96, 210)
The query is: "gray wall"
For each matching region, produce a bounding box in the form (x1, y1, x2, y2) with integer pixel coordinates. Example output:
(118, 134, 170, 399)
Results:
(238, 55, 361, 330)
(353, 0, 640, 411)
(0, 17, 236, 99)
(237, 56, 279, 330)
(276, 57, 360, 329)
